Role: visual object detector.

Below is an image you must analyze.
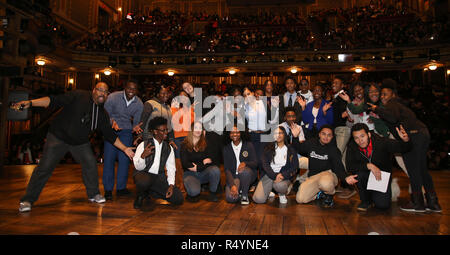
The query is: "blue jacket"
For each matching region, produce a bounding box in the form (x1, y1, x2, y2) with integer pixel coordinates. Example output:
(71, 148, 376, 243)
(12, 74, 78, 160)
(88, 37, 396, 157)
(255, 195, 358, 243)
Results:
(261, 144, 299, 181)
(302, 100, 334, 130)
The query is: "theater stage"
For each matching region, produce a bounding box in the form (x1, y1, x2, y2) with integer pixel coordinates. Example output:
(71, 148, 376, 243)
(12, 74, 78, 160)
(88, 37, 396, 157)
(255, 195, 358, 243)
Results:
(0, 164, 448, 235)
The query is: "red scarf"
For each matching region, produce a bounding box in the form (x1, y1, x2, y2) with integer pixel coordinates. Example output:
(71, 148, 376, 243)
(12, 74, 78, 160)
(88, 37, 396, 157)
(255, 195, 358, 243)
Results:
(359, 138, 373, 159)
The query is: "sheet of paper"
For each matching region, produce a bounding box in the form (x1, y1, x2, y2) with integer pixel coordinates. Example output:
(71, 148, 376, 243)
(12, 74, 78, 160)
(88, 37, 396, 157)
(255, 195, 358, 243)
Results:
(367, 171, 391, 193)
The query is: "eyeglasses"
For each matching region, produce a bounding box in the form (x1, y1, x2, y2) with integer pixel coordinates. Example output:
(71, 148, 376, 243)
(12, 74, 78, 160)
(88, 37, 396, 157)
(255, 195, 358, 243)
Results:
(155, 128, 169, 133)
(95, 88, 110, 95)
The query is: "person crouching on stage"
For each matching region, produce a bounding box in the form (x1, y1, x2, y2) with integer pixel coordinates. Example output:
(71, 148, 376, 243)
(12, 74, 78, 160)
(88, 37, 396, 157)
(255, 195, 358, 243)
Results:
(223, 125, 258, 205)
(290, 124, 347, 208)
(346, 123, 412, 211)
(132, 117, 184, 209)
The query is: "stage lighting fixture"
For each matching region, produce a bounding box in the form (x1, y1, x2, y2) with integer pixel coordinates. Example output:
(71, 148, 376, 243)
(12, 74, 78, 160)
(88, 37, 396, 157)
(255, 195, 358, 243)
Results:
(36, 60, 45, 66)
(229, 69, 236, 75)
(290, 67, 298, 74)
(104, 69, 112, 76)
(428, 64, 437, 71)
(355, 67, 363, 73)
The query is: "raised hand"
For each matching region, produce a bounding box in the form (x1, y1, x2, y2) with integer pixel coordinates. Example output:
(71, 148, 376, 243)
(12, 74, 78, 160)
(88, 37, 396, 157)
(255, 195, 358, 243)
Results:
(396, 125, 409, 142)
(140, 143, 155, 159)
(132, 122, 143, 134)
(338, 91, 351, 103)
(290, 123, 301, 138)
(323, 102, 333, 114)
(367, 102, 377, 111)
(296, 96, 306, 110)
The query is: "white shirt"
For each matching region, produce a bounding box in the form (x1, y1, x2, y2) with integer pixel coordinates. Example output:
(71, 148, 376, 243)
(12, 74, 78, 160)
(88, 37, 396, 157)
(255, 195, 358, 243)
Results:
(312, 106, 319, 124)
(245, 98, 267, 131)
(231, 141, 242, 174)
(270, 145, 288, 173)
(284, 92, 297, 107)
(133, 138, 176, 185)
(123, 91, 136, 107)
(280, 122, 305, 143)
(267, 96, 280, 125)
(298, 90, 313, 104)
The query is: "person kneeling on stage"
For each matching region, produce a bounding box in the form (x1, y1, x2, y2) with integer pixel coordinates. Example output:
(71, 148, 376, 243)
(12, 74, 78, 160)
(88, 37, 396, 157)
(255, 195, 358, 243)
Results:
(252, 126, 299, 204)
(346, 123, 412, 211)
(223, 126, 258, 205)
(291, 124, 347, 208)
(133, 117, 184, 209)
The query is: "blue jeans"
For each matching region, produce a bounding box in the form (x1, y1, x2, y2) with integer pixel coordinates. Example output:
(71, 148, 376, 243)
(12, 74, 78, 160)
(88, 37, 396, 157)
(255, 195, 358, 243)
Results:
(102, 129, 133, 191)
(173, 136, 186, 159)
(183, 165, 221, 196)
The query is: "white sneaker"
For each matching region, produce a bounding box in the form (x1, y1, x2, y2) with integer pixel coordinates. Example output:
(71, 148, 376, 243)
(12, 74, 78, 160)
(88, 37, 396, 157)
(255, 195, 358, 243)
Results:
(19, 201, 31, 212)
(268, 191, 276, 198)
(279, 194, 288, 204)
(88, 194, 106, 203)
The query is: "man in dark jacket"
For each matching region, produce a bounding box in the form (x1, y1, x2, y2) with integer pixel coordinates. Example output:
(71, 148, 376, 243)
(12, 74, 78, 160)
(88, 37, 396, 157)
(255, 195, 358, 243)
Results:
(346, 123, 412, 211)
(13, 82, 135, 213)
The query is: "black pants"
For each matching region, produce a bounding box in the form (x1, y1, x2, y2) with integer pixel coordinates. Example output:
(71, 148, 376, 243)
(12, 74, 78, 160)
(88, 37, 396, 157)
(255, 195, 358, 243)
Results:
(134, 171, 183, 205)
(356, 170, 392, 209)
(402, 131, 435, 193)
(21, 132, 100, 204)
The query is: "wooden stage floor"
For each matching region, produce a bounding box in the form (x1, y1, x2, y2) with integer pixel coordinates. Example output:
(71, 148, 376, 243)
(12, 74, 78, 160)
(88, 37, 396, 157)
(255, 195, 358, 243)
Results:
(0, 164, 448, 235)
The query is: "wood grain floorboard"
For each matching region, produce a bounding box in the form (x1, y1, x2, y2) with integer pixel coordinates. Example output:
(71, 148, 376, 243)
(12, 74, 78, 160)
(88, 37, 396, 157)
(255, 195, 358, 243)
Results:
(0, 164, 448, 235)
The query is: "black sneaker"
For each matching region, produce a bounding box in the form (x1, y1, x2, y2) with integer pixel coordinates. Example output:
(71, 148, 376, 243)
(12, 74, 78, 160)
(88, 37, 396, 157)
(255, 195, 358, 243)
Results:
(321, 194, 334, 208)
(207, 192, 219, 202)
(357, 201, 372, 212)
(425, 192, 442, 213)
(117, 188, 131, 196)
(104, 190, 113, 201)
(316, 191, 326, 200)
(400, 200, 426, 213)
(186, 195, 200, 203)
(240, 196, 250, 205)
(400, 192, 426, 213)
(133, 196, 144, 209)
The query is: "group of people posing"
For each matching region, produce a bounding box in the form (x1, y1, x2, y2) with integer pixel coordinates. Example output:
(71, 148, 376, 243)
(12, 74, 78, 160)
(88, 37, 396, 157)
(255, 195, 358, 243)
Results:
(14, 75, 442, 215)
